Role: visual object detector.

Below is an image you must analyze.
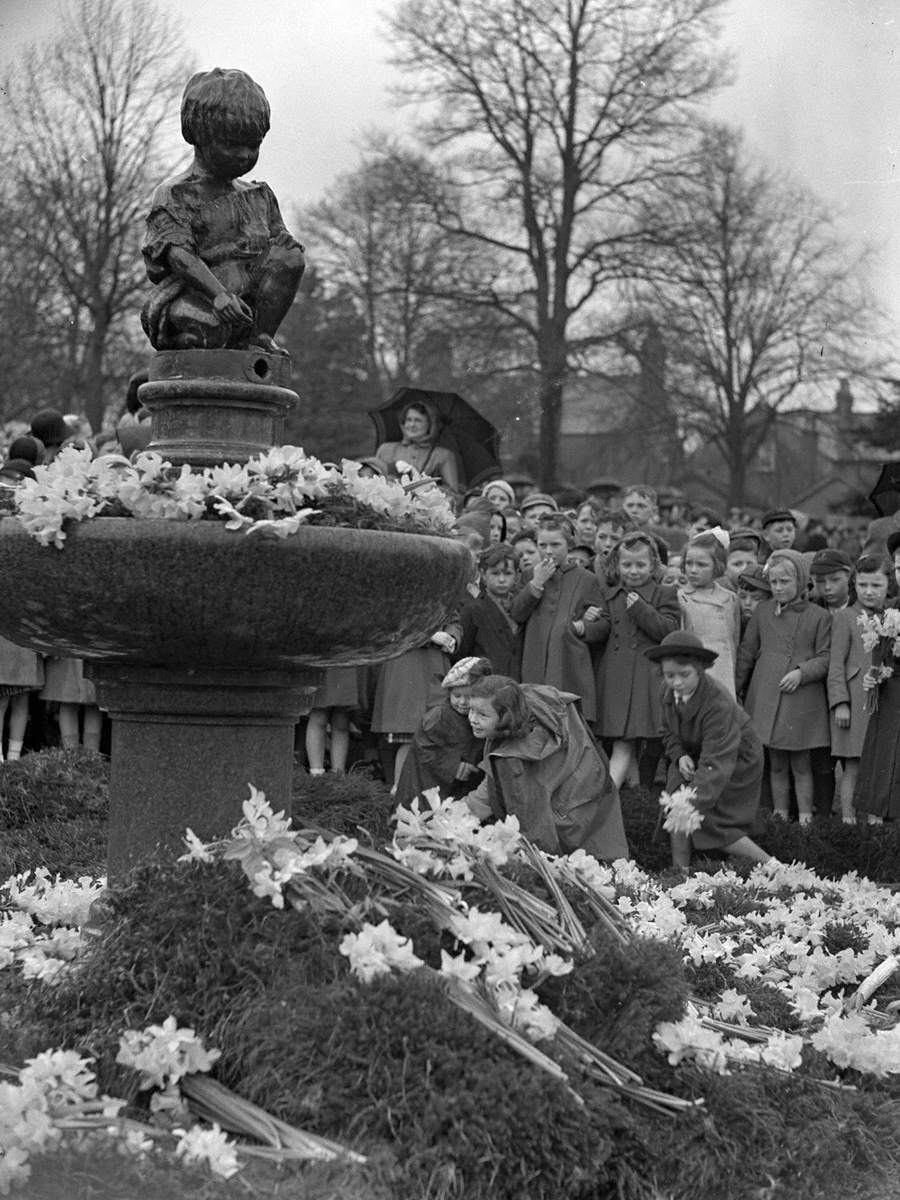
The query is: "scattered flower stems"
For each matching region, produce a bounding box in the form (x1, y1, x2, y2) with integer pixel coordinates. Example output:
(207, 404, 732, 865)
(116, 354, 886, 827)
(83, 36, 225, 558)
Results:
(180, 1074, 365, 1163)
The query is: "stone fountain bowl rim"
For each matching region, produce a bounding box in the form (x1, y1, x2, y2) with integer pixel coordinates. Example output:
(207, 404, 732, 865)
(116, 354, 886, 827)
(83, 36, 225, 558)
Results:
(0, 515, 470, 670)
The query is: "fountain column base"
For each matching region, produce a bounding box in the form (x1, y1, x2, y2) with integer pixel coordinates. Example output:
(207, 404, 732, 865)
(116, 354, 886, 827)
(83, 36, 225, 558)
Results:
(87, 663, 321, 879)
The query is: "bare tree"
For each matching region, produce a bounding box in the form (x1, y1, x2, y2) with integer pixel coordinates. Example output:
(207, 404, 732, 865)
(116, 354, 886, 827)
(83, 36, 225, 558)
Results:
(633, 124, 884, 508)
(0, 0, 191, 430)
(388, 0, 729, 488)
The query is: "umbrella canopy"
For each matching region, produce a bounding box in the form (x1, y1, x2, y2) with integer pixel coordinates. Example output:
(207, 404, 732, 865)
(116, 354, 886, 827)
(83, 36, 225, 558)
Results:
(868, 461, 900, 517)
(369, 388, 502, 490)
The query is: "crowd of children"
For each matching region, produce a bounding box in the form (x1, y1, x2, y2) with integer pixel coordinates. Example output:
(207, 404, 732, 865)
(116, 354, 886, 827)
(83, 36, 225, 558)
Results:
(0, 415, 895, 869)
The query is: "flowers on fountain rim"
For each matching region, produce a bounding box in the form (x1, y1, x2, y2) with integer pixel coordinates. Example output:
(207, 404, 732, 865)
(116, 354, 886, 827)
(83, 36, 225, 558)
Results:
(12, 444, 457, 548)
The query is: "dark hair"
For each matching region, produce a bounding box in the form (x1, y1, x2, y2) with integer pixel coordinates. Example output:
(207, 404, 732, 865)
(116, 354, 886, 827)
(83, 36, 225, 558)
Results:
(728, 535, 761, 556)
(535, 514, 575, 544)
(623, 484, 657, 504)
(468, 675, 532, 740)
(611, 530, 661, 576)
(511, 530, 537, 548)
(855, 553, 896, 597)
(7, 436, 42, 465)
(690, 506, 724, 528)
(479, 544, 517, 572)
(181, 68, 270, 147)
(29, 409, 68, 447)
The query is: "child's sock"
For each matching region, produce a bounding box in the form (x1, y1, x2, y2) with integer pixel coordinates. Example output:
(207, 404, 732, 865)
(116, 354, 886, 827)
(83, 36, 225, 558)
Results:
(309, 768, 325, 777)
(6, 741, 22, 761)
(798, 812, 813, 827)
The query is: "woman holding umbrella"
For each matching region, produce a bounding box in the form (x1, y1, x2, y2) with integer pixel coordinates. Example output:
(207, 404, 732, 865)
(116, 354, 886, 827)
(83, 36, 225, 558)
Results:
(375, 399, 460, 494)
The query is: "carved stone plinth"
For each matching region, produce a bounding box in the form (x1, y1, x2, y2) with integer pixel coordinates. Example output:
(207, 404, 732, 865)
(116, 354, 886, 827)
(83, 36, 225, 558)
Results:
(88, 664, 319, 879)
(139, 349, 298, 467)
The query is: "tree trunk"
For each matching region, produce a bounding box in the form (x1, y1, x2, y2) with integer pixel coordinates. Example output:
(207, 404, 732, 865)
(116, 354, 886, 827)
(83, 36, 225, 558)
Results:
(537, 366, 564, 492)
(80, 312, 109, 434)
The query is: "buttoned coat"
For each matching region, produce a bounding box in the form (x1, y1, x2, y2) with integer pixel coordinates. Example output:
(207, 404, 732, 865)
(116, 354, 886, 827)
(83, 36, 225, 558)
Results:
(457, 594, 522, 680)
(735, 598, 831, 750)
(826, 601, 871, 758)
(594, 580, 680, 738)
(677, 582, 740, 699)
(510, 563, 608, 722)
(659, 673, 763, 850)
(395, 699, 485, 806)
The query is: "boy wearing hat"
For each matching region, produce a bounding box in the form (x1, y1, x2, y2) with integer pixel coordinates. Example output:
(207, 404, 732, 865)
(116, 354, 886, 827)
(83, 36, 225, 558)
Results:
(761, 509, 797, 556)
(520, 492, 559, 531)
(809, 548, 853, 612)
(647, 631, 771, 871)
(394, 657, 494, 807)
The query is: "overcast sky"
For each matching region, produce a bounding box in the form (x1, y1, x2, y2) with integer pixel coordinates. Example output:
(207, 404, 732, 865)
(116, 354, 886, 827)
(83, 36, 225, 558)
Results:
(2, 0, 900, 337)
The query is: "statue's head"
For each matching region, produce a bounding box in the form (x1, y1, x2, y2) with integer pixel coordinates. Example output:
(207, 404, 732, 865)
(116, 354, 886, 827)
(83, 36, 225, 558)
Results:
(181, 68, 271, 151)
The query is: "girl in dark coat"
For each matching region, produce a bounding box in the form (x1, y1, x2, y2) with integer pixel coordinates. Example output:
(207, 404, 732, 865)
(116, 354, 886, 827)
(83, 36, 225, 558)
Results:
(510, 515, 608, 721)
(395, 657, 492, 806)
(591, 531, 680, 788)
(647, 632, 771, 871)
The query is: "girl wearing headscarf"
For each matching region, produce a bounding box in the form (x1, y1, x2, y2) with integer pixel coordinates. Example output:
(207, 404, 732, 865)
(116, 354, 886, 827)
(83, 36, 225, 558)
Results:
(735, 549, 832, 824)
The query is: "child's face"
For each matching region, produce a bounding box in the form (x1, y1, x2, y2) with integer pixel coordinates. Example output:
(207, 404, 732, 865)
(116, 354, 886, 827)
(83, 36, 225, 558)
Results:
(198, 137, 261, 180)
(537, 528, 570, 567)
(489, 513, 504, 544)
(504, 513, 523, 538)
(737, 587, 763, 619)
(574, 506, 598, 545)
(659, 564, 684, 588)
(814, 570, 850, 610)
(515, 538, 540, 570)
(857, 570, 889, 611)
(661, 658, 702, 701)
(725, 549, 758, 585)
(765, 520, 796, 550)
(484, 486, 509, 511)
(618, 544, 653, 589)
(483, 560, 516, 598)
(594, 522, 624, 559)
(768, 562, 799, 604)
(621, 491, 655, 526)
(449, 685, 473, 715)
(567, 547, 593, 569)
(683, 546, 717, 589)
(468, 697, 500, 738)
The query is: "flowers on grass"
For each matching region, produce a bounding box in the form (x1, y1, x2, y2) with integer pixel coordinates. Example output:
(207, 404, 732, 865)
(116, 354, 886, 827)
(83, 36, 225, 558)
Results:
(339, 920, 424, 983)
(116, 1016, 221, 1091)
(14, 443, 456, 548)
(173, 1123, 240, 1179)
(0, 869, 104, 985)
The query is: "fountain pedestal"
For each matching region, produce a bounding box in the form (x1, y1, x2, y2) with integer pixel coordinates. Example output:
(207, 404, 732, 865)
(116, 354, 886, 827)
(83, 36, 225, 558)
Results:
(88, 664, 320, 876)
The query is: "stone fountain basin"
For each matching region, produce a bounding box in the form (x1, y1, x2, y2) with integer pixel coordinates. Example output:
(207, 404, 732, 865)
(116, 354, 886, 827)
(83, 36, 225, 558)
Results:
(0, 517, 471, 670)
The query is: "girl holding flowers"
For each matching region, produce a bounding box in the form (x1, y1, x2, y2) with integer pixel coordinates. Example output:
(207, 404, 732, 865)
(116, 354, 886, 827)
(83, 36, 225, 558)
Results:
(828, 554, 892, 822)
(853, 534, 900, 823)
(647, 632, 770, 871)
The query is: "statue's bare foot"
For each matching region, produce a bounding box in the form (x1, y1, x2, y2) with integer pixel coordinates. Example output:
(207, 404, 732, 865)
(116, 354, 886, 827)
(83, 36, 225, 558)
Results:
(250, 332, 290, 357)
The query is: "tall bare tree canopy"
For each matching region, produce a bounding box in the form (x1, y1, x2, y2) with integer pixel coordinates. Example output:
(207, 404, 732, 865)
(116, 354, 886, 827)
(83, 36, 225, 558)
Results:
(0, 0, 190, 430)
(389, 0, 729, 488)
(634, 124, 881, 507)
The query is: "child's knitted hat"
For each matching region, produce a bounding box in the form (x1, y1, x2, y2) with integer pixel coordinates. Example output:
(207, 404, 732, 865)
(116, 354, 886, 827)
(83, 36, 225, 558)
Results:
(482, 479, 516, 506)
(442, 657, 493, 689)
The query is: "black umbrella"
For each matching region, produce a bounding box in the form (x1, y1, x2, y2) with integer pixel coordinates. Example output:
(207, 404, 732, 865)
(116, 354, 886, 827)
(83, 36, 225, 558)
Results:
(868, 461, 900, 517)
(369, 387, 502, 490)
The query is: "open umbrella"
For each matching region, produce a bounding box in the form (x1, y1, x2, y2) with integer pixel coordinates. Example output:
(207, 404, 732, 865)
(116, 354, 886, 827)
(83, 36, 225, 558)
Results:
(868, 461, 900, 517)
(369, 388, 502, 490)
